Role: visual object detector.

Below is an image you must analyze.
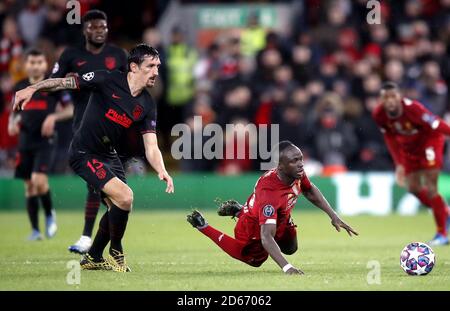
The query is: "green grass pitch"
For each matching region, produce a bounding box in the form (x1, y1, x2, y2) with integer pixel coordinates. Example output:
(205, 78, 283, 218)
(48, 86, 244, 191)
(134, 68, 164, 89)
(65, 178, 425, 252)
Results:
(0, 210, 449, 290)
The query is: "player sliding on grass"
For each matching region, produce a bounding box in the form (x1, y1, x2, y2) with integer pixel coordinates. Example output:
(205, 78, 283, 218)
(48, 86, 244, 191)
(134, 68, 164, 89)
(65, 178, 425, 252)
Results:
(373, 82, 450, 246)
(187, 141, 358, 275)
(13, 44, 174, 272)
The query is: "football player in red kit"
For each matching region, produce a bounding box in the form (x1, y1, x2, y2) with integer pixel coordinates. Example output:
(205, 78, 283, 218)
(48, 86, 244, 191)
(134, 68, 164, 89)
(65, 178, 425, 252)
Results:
(373, 82, 450, 246)
(187, 141, 358, 275)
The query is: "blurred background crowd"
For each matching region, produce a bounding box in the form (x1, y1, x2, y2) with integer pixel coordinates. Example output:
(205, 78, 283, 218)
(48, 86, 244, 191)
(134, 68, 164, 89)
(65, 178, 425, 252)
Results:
(0, 0, 449, 176)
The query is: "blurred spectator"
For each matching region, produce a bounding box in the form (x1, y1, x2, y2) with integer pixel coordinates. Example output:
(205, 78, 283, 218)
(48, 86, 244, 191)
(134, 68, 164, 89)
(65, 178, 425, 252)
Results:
(240, 12, 266, 58)
(0, 15, 23, 80)
(165, 26, 197, 128)
(17, 0, 46, 46)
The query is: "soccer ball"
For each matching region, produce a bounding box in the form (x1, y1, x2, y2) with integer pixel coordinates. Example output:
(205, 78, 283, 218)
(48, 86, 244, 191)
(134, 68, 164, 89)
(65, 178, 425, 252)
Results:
(400, 242, 435, 276)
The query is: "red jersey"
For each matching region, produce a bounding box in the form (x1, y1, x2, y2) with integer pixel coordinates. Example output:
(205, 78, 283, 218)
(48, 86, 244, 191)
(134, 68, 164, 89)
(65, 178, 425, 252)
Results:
(372, 98, 450, 166)
(241, 169, 312, 239)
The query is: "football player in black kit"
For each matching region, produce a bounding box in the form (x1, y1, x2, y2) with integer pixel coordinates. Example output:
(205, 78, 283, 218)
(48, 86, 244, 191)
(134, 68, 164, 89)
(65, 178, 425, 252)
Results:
(51, 10, 128, 254)
(8, 48, 73, 241)
(13, 44, 174, 272)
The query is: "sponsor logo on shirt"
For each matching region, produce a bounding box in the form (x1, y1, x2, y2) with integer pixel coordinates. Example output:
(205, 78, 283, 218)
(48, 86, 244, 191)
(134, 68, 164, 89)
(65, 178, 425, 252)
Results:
(105, 108, 132, 128)
(24, 100, 48, 110)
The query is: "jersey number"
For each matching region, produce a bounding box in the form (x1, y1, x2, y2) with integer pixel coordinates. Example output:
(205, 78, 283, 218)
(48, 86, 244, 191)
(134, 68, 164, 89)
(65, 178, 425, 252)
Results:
(87, 159, 104, 173)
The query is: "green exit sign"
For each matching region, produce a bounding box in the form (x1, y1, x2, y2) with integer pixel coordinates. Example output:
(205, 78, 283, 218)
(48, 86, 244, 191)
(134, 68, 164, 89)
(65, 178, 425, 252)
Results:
(197, 5, 276, 29)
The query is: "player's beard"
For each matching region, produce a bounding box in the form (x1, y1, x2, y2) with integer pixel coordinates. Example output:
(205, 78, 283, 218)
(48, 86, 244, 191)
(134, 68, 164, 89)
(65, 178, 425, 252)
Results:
(87, 39, 105, 49)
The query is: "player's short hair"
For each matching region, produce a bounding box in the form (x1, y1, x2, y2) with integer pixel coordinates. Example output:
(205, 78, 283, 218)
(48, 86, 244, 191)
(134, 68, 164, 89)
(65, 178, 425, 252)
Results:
(380, 81, 399, 92)
(127, 44, 160, 71)
(24, 48, 45, 60)
(82, 9, 107, 27)
(276, 140, 300, 163)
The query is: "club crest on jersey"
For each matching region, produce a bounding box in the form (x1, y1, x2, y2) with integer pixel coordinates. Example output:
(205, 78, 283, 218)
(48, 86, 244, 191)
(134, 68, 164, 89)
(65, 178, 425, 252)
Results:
(105, 57, 116, 70)
(132, 105, 144, 120)
(82, 72, 95, 81)
(263, 205, 275, 217)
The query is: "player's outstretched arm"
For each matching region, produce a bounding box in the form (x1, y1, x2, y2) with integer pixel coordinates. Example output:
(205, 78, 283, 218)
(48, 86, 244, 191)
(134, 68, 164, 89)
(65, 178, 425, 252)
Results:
(303, 183, 358, 236)
(261, 224, 304, 275)
(143, 132, 174, 193)
(13, 77, 78, 111)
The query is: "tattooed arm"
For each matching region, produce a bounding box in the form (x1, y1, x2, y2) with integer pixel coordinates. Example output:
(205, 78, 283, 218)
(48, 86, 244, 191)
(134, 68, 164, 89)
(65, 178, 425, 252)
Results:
(13, 76, 78, 111)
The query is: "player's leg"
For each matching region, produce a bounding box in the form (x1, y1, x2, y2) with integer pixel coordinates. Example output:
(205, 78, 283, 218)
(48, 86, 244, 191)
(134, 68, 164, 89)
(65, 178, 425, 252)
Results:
(31, 172, 57, 238)
(423, 169, 449, 245)
(68, 184, 101, 254)
(15, 150, 41, 240)
(24, 179, 42, 240)
(187, 210, 267, 267)
(69, 153, 126, 270)
(99, 177, 132, 272)
(32, 146, 57, 238)
(83, 185, 101, 237)
(276, 219, 298, 255)
(406, 171, 431, 207)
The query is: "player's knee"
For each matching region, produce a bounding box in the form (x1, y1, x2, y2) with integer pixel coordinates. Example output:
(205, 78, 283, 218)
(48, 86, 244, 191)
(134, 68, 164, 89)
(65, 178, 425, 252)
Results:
(117, 188, 133, 210)
(31, 174, 48, 194)
(407, 184, 421, 195)
(24, 181, 36, 197)
(282, 246, 298, 255)
(247, 260, 265, 268)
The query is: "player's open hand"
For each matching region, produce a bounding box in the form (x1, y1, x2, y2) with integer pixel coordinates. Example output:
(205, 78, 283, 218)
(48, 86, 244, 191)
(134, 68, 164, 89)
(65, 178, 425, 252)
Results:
(159, 171, 174, 193)
(41, 114, 56, 137)
(285, 266, 304, 275)
(331, 216, 358, 237)
(13, 87, 35, 111)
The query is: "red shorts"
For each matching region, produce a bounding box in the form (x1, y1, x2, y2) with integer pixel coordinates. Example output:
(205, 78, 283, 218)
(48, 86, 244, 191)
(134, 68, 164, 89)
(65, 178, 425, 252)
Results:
(402, 136, 445, 175)
(234, 214, 297, 267)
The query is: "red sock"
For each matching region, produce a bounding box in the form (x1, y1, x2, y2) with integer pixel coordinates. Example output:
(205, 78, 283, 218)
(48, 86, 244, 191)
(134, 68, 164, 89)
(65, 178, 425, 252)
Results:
(415, 189, 432, 207)
(430, 195, 448, 236)
(199, 225, 247, 262)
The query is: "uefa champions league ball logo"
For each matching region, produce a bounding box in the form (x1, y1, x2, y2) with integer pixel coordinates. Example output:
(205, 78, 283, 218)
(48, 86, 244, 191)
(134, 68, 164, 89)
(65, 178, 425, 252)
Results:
(400, 242, 435, 276)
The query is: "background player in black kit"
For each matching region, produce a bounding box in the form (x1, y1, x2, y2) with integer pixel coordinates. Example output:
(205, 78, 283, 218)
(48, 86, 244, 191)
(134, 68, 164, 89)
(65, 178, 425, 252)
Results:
(51, 10, 128, 254)
(13, 44, 174, 272)
(8, 49, 73, 241)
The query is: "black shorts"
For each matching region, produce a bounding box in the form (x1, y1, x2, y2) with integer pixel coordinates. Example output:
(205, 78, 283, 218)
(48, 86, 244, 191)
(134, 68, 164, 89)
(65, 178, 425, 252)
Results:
(14, 146, 55, 180)
(69, 149, 126, 191)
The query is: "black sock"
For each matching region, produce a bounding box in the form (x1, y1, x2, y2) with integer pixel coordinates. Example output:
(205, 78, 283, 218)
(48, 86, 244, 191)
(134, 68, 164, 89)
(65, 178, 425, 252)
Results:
(83, 188, 101, 237)
(26, 196, 40, 231)
(108, 204, 129, 253)
(40, 191, 53, 217)
(88, 211, 110, 260)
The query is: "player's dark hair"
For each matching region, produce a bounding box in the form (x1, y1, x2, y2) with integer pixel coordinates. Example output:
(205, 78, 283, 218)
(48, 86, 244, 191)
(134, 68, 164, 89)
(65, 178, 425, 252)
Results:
(275, 140, 299, 163)
(127, 44, 160, 72)
(82, 9, 107, 27)
(278, 140, 296, 153)
(24, 48, 45, 59)
(380, 81, 399, 92)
